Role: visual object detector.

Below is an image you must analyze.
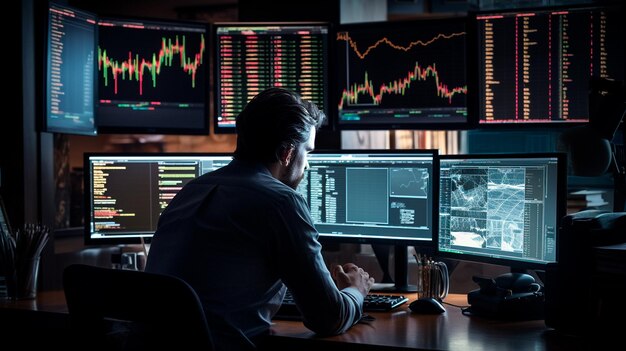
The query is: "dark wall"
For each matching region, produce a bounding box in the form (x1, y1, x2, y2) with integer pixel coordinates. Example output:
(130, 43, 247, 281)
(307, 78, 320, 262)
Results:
(1, 0, 25, 229)
(238, 0, 340, 23)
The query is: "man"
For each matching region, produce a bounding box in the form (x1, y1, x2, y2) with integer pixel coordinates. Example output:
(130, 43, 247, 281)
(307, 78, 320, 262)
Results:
(145, 87, 375, 349)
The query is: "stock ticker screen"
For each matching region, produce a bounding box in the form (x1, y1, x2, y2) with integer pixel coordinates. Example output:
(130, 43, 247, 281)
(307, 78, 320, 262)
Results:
(44, 2, 98, 136)
(213, 23, 329, 133)
(475, 5, 625, 125)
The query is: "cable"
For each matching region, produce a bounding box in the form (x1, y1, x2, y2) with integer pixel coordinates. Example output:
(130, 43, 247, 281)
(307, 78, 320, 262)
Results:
(442, 301, 470, 309)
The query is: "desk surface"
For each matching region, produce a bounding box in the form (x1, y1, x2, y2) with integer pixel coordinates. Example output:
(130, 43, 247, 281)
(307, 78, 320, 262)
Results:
(1, 291, 589, 350)
(266, 294, 586, 350)
(0, 290, 68, 313)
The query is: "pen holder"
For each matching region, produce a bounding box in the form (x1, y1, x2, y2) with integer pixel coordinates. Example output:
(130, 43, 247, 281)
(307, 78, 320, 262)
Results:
(0, 224, 49, 300)
(14, 256, 41, 300)
(416, 260, 449, 301)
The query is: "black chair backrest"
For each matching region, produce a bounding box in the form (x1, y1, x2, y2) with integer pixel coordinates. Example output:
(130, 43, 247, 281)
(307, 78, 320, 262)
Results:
(63, 264, 214, 350)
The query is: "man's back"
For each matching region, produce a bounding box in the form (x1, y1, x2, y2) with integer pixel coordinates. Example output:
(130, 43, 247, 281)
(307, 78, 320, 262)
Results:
(146, 160, 299, 337)
(145, 87, 373, 350)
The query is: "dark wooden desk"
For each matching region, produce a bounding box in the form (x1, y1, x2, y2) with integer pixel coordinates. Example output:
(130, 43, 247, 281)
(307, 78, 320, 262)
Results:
(263, 293, 590, 350)
(0, 291, 71, 346)
(1, 291, 592, 350)
(0, 290, 67, 312)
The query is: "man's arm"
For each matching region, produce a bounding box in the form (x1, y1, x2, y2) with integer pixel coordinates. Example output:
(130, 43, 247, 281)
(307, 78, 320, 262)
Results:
(270, 192, 374, 335)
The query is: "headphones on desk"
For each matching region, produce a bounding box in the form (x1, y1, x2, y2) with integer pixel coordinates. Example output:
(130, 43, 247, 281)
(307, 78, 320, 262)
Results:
(464, 274, 545, 320)
(473, 274, 542, 298)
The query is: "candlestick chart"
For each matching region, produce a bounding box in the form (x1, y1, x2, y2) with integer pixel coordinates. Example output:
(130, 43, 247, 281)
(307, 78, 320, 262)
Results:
(96, 18, 209, 134)
(98, 21, 206, 102)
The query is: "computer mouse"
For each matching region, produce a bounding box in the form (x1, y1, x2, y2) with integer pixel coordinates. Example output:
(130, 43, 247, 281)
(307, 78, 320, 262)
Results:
(409, 297, 446, 314)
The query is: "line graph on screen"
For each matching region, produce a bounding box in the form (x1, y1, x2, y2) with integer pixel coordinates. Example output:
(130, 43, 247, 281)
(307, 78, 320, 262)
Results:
(335, 18, 468, 129)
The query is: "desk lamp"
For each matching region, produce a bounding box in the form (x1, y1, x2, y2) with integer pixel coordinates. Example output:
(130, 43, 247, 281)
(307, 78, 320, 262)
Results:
(558, 77, 626, 212)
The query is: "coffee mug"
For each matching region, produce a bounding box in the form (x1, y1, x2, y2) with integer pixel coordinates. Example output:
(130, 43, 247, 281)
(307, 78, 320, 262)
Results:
(416, 260, 449, 301)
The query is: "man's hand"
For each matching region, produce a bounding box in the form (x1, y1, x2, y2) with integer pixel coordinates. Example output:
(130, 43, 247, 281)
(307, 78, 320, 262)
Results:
(332, 263, 375, 297)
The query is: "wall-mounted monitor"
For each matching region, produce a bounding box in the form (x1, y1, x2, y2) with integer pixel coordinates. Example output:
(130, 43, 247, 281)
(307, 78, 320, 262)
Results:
(335, 17, 469, 130)
(84, 153, 232, 245)
(44, 2, 98, 136)
(473, 5, 625, 126)
(296, 150, 438, 291)
(96, 17, 209, 134)
(437, 153, 566, 271)
(213, 22, 330, 133)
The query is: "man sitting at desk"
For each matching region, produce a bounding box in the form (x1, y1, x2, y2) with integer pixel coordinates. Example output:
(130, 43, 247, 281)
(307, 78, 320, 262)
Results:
(145, 87, 375, 350)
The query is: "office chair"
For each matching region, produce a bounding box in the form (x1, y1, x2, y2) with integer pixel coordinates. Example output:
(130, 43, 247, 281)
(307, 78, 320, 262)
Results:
(62, 264, 214, 350)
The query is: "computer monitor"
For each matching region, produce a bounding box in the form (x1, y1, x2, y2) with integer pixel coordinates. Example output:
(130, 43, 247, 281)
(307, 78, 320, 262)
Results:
(84, 153, 232, 245)
(213, 22, 330, 133)
(44, 2, 98, 136)
(437, 153, 566, 272)
(96, 16, 209, 134)
(473, 5, 625, 126)
(296, 150, 438, 291)
(335, 17, 469, 130)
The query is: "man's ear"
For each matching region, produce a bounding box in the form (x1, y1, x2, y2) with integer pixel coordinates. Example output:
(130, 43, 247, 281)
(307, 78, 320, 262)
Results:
(280, 146, 295, 166)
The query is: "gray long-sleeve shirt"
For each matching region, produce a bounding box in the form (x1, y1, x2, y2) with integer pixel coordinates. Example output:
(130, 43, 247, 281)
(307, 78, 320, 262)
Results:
(145, 159, 363, 348)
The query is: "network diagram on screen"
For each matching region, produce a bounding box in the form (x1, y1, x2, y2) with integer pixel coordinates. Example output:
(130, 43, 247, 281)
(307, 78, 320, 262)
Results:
(438, 155, 563, 267)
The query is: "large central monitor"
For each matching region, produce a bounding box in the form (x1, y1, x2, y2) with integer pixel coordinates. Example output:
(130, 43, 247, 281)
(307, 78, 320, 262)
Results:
(296, 150, 438, 291)
(84, 153, 232, 245)
(437, 153, 566, 271)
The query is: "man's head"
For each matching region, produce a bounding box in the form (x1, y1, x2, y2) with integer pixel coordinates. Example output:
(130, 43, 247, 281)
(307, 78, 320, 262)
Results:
(234, 87, 326, 188)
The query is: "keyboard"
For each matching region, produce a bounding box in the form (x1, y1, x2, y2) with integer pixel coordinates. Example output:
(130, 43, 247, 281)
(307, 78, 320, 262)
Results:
(274, 290, 409, 320)
(364, 293, 410, 311)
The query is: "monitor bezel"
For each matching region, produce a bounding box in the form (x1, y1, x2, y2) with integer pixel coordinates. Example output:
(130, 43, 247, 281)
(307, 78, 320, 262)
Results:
(43, 1, 99, 136)
(469, 4, 626, 129)
(333, 16, 474, 131)
(211, 21, 333, 134)
(435, 152, 567, 271)
(83, 152, 233, 246)
(95, 15, 210, 135)
(305, 148, 439, 251)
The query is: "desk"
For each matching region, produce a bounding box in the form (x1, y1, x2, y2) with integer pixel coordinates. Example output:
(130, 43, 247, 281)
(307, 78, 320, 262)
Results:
(0, 291, 71, 346)
(0, 291, 593, 350)
(0, 290, 67, 312)
(263, 294, 590, 351)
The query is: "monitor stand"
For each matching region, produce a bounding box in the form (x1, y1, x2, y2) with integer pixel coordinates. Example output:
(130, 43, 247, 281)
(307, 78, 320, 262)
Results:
(371, 244, 394, 284)
(371, 244, 417, 293)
